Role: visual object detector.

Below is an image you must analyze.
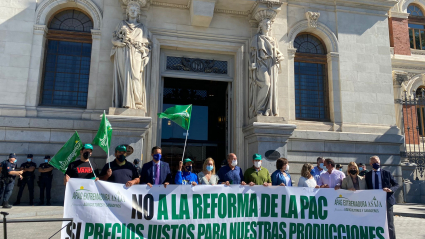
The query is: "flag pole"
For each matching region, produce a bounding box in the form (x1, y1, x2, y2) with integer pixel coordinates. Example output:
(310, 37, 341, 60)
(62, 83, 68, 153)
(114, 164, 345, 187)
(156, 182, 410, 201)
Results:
(88, 158, 97, 178)
(181, 129, 189, 161)
(105, 110, 111, 169)
(107, 144, 110, 169)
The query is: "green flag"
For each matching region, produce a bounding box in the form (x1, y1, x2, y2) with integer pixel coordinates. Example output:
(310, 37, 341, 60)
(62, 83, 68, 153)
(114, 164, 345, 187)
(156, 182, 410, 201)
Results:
(158, 104, 192, 130)
(91, 111, 113, 154)
(49, 131, 83, 174)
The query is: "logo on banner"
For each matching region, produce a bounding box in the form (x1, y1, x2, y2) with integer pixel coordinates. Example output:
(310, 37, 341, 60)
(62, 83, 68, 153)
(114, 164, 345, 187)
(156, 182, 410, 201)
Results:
(334, 194, 383, 213)
(71, 185, 126, 208)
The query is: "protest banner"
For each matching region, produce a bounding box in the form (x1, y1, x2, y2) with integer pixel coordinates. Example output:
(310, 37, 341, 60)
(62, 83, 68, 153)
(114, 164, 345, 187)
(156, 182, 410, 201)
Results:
(63, 179, 388, 239)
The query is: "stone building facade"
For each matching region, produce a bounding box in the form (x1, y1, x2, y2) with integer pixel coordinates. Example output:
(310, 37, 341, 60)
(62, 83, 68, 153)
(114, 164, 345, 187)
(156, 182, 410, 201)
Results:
(0, 0, 404, 203)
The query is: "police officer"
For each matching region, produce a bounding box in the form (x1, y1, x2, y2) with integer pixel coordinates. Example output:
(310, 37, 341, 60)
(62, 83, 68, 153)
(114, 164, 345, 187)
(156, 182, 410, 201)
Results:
(0, 153, 23, 208)
(14, 154, 37, 205)
(38, 155, 53, 205)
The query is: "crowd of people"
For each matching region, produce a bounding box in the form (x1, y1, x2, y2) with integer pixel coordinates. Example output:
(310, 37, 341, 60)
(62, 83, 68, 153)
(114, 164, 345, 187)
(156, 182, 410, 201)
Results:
(0, 145, 399, 239)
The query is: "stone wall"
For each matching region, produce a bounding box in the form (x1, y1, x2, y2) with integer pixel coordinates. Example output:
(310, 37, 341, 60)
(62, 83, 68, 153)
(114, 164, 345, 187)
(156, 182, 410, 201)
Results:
(0, 0, 36, 115)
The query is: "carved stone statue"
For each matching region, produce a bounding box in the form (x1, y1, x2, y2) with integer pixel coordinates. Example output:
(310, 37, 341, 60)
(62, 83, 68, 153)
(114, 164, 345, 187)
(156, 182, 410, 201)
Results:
(249, 13, 283, 118)
(111, 0, 150, 109)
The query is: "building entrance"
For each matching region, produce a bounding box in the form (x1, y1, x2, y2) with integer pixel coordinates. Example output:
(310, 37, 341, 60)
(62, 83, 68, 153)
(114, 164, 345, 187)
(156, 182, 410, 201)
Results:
(161, 78, 228, 178)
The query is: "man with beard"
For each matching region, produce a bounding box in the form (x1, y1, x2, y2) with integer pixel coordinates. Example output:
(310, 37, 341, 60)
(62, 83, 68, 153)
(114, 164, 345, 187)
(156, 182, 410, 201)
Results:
(99, 145, 139, 187)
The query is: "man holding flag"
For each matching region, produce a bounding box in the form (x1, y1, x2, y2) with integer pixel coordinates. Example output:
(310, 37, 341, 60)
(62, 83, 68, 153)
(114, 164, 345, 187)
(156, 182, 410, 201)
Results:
(99, 145, 139, 187)
(64, 144, 99, 184)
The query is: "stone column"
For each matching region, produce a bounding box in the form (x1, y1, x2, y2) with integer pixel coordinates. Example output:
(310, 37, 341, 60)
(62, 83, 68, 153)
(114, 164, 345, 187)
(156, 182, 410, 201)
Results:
(25, 25, 48, 117)
(327, 52, 342, 125)
(393, 70, 408, 133)
(389, 12, 411, 56)
(287, 47, 297, 121)
(84, 30, 102, 115)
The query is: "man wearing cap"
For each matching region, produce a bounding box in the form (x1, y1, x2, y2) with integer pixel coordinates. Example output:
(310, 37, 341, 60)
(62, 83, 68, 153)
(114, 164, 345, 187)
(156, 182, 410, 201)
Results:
(140, 146, 172, 187)
(244, 154, 272, 186)
(99, 145, 140, 187)
(358, 163, 368, 177)
(14, 154, 37, 205)
(65, 144, 99, 184)
(38, 156, 54, 205)
(175, 158, 198, 185)
(0, 153, 23, 208)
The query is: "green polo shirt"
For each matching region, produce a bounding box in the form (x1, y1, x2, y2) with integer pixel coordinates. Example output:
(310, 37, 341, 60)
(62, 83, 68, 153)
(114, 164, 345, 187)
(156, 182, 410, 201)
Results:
(244, 166, 271, 185)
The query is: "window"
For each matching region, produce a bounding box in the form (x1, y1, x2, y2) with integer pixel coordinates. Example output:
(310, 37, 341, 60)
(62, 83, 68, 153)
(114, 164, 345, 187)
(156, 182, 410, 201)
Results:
(294, 34, 329, 121)
(408, 4, 425, 50)
(41, 9, 93, 107)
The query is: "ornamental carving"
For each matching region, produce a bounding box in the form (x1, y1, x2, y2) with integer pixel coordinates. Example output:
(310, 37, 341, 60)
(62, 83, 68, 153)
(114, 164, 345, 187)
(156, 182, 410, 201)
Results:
(166, 57, 228, 74)
(306, 11, 320, 28)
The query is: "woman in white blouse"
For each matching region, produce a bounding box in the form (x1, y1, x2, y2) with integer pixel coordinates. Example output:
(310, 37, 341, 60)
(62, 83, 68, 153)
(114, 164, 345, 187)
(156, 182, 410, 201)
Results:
(198, 158, 220, 185)
(297, 163, 318, 188)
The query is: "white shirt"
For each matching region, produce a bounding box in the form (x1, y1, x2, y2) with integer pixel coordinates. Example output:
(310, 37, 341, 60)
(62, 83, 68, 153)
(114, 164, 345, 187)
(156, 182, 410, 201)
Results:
(318, 169, 345, 188)
(298, 177, 317, 188)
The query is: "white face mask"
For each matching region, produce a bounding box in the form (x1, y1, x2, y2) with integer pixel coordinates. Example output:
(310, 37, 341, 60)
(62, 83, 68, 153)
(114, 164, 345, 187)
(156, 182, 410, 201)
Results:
(231, 160, 237, 167)
(254, 161, 261, 168)
(286, 165, 289, 172)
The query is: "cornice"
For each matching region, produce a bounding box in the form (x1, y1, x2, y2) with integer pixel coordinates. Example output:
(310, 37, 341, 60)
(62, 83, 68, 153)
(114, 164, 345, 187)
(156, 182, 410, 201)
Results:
(214, 8, 248, 16)
(288, 0, 397, 11)
(151, 1, 190, 9)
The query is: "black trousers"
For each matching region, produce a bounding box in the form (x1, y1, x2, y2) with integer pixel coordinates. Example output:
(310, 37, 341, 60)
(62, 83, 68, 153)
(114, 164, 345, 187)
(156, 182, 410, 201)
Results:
(16, 177, 34, 201)
(0, 179, 15, 203)
(387, 204, 396, 239)
(39, 177, 52, 202)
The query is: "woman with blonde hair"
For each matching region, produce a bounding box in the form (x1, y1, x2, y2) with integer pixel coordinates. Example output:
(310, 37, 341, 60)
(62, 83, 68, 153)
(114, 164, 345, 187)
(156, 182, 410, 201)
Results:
(297, 163, 318, 188)
(341, 162, 367, 191)
(198, 158, 220, 185)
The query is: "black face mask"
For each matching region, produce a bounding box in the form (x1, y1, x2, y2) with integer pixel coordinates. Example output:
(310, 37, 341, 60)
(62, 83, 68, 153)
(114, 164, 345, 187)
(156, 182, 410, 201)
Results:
(83, 152, 90, 159)
(349, 169, 358, 175)
(186, 166, 192, 172)
(117, 154, 126, 162)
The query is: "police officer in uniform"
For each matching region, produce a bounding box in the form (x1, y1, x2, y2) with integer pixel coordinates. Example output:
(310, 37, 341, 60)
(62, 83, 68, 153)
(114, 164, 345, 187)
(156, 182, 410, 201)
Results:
(14, 154, 37, 205)
(38, 155, 53, 205)
(0, 153, 23, 208)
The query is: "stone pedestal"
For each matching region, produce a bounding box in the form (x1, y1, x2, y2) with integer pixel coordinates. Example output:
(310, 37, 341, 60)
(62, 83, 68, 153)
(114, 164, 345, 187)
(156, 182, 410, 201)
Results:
(243, 121, 296, 173)
(109, 107, 145, 117)
(104, 115, 151, 164)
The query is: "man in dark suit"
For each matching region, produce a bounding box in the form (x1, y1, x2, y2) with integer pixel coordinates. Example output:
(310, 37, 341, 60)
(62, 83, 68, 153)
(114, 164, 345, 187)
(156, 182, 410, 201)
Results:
(365, 155, 399, 239)
(140, 146, 172, 187)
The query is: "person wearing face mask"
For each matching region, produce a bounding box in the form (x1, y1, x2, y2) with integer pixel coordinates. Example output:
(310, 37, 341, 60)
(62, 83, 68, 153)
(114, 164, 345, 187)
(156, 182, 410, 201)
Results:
(65, 144, 99, 184)
(311, 157, 326, 184)
(0, 153, 23, 208)
(217, 153, 246, 186)
(358, 163, 368, 177)
(133, 159, 141, 169)
(38, 156, 54, 205)
(175, 158, 198, 185)
(14, 154, 37, 206)
(341, 162, 366, 191)
(271, 158, 292, 186)
(317, 158, 345, 190)
(365, 156, 399, 239)
(244, 154, 271, 187)
(140, 146, 172, 188)
(198, 158, 220, 185)
(99, 145, 140, 187)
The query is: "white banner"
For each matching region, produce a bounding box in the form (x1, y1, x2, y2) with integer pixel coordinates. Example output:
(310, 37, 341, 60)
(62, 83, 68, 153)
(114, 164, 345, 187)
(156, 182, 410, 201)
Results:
(62, 178, 388, 239)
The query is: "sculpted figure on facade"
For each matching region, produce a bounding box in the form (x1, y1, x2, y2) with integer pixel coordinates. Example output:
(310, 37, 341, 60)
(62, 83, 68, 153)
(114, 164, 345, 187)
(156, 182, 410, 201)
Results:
(249, 10, 283, 118)
(111, 0, 150, 109)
